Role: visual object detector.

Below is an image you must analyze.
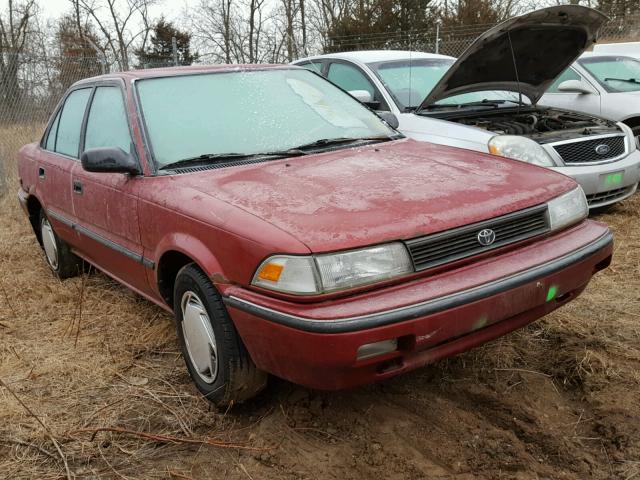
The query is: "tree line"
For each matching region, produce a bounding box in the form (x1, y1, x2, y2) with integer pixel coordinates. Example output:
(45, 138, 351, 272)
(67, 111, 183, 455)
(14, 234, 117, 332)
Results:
(0, 0, 638, 121)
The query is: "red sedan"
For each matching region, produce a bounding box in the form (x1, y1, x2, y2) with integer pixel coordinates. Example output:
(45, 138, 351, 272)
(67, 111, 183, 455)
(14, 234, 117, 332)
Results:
(17, 65, 613, 405)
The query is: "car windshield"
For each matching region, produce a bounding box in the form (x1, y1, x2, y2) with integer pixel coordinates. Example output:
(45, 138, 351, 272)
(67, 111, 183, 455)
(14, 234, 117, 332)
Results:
(579, 56, 640, 92)
(368, 58, 528, 110)
(136, 68, 396, 168)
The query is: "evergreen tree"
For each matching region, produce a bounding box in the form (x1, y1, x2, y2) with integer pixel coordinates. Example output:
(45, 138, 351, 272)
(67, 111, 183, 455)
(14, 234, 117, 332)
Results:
(135, 18, 198, 67)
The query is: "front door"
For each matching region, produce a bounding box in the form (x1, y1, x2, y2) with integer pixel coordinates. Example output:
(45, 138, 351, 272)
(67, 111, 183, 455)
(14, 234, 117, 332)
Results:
(71, 84, 151, 296)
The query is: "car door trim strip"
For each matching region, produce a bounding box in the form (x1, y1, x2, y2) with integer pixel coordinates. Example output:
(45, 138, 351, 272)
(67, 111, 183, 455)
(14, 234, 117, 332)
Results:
(223, 230, 613, 333)
(46, 209, 155, 269)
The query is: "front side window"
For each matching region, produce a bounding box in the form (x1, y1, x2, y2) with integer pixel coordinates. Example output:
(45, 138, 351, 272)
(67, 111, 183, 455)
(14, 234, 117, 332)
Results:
(136, 69, 395, 168)
(45, 109, 61, 151)
(580, 56, 640, 92)
(84, 86, 132, 153)
(55, 88, 91, 157)
(547, 67, 582, 93)
(327, 63, 376, 97)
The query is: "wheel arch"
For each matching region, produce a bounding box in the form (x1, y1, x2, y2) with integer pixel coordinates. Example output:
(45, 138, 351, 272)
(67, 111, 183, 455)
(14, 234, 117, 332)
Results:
(154, 234, 226, 309)
(621, 116, 640, 129)
(25, 193, 44, 245)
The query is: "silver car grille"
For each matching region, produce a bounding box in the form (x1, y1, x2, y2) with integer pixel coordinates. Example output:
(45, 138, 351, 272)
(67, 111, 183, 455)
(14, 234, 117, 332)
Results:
(405, 204, 549, 272)
(552, 135, 626, 164)
(586, 186, 635, 206)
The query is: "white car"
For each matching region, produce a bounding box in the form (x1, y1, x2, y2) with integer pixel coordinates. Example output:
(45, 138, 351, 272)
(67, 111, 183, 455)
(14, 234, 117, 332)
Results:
(294, 6, 640, 209)
(540, 52, 640, 139)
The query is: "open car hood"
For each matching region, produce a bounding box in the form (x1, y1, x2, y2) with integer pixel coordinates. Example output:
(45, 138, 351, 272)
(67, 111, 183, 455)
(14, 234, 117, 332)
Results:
(417, 6, 608, 110)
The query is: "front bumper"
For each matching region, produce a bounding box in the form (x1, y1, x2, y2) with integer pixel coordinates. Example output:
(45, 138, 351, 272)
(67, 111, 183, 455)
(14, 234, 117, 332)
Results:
(551, 149, 640, 208)
(222, 221, 613, 390)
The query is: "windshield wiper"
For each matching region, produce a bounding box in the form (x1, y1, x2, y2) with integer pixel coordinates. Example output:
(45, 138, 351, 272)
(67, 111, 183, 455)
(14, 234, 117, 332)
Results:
(604, 77, 640, 85)
(290, 135, 397, 151)
(421, 99, 521, 111)
(159, 150, 306, 171)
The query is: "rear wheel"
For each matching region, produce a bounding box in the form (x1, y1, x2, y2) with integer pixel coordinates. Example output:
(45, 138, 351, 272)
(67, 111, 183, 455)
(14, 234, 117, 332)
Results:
(39, 211, 82, 279)
(174, 263, 267, 406)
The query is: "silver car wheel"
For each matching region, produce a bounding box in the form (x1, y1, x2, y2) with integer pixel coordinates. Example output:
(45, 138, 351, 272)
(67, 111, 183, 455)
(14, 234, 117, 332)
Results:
(181, 291, 218, 384)
(41, 217, 59, 270)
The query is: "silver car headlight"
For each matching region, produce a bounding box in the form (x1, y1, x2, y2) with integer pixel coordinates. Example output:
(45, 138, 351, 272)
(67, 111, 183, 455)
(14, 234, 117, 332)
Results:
(488, 135, 555, 167)
(618, 122, 637, 152)
(252, 243, 414, 294)
(547, 187, 588, 231)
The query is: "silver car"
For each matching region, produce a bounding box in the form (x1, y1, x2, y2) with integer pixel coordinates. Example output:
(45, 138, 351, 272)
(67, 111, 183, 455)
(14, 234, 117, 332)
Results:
(540, 52, 640, 140)
(295, 6, 640, 210)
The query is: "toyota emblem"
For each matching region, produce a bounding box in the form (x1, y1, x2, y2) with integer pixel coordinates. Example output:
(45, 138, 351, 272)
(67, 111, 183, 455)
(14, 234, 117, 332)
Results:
(595, 144, 610, 156)
(477, 228, 496, 246)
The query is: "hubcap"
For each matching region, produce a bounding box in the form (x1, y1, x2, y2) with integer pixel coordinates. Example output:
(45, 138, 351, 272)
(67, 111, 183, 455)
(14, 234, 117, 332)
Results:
(41, 217, 59, 270)
(181, 291, 218, 384)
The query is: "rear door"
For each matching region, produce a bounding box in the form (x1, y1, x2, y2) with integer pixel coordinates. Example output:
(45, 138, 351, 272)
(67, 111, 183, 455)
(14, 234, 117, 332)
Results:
(71, 83, 151, 295)
(38, 87, 92, 245)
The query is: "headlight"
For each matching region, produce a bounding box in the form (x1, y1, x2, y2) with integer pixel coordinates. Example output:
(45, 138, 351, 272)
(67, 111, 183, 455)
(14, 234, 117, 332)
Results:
(547, 187, 588, 231)
(488, 135, 555, 167)
(618, 122, 637, 152)
(252, 243, 413, 294)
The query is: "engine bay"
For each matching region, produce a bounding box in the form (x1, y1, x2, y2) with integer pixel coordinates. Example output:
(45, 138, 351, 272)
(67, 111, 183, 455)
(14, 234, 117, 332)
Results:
(434, 108, 621, 143)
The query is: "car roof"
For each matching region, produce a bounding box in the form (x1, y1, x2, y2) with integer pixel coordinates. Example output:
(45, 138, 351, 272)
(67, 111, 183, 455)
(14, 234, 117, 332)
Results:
(579, 51, 639, 60)
(295, 50, 455, 64)
(72, 63, 295, 87)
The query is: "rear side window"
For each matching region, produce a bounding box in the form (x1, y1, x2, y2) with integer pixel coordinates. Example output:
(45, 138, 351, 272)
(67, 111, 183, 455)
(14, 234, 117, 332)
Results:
(45, 109, 61, 151)
(55, 88, 91, 157)
(547, 68, 581, 93)
(327, 62, 375, 97)
(84, 86, 131, 153)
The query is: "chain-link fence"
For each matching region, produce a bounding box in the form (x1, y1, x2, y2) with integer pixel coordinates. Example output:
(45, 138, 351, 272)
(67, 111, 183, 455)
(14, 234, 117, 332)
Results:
(2, 14, 640, 195)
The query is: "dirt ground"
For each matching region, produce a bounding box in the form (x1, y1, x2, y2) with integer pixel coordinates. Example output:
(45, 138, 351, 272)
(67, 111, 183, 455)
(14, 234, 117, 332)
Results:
(1, 183, 639, 479)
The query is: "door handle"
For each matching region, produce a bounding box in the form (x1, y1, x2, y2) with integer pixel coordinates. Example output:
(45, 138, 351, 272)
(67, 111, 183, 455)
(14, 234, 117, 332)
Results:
(38, 167, 45, 179)
(73, 180, 83, 195)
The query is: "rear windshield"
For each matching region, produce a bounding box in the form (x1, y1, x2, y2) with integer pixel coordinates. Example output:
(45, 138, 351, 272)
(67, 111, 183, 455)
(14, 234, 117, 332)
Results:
(136, 68, 395, 167)
(580, 56, 640, 92)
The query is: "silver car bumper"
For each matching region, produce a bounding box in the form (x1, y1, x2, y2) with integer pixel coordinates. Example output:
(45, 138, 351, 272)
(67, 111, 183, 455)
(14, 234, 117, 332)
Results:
(551, 149, 640, 209)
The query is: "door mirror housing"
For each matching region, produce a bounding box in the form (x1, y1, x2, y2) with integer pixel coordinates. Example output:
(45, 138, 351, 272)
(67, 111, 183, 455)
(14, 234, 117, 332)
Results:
(377, 111, 400, 129)
(348, 89, 373, 103)
(557, 79, 597, 95)
(80, 147, 141, 175)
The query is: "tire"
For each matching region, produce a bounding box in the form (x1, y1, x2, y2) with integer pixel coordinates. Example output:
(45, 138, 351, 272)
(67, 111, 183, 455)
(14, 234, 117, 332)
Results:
(174, 263, 267, 406)
(39, 210, 82, 279)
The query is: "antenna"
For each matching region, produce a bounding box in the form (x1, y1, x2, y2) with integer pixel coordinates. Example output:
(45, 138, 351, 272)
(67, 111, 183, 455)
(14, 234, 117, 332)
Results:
(507, 31, 522, 114)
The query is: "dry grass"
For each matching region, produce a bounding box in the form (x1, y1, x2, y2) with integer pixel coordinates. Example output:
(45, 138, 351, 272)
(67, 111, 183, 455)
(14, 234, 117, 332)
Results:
(1, 126, 639, 479)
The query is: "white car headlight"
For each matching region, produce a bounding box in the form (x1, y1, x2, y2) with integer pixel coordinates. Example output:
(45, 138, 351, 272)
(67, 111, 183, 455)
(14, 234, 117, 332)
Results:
(252, 243, 413, 294)
(488, 135, 555, 167)
(618, 122, 637, 152)
(547, 187, 588, 231)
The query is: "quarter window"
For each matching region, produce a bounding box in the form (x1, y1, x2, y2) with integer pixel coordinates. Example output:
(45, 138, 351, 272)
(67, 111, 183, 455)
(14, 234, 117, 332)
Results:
(84, 86, 131, 153)
(298, 61, 324, 74)
(45, 109, 61, 151)
(55, 88, 91, 157)
(547, 68, 581, 93)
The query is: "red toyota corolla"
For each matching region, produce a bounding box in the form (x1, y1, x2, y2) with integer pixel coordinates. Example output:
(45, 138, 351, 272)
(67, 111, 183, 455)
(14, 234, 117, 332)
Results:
(17, 65, 613, 405)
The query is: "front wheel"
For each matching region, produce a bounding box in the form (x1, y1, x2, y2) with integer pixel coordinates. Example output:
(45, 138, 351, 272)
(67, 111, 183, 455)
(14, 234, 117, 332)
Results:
(39, 211, 82, 279)
(174, 264, 267, 406)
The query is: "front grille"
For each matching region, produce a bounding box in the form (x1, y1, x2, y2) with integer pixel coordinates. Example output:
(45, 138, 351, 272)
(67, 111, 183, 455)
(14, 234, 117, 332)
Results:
(586, 186, 634, 206)
(553, 136, 626, 164)
(405, 205, 549, 271)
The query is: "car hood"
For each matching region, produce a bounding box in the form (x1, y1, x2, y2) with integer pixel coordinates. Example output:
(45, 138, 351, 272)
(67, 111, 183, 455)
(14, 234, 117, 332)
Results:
(418, 5, 608, 110)
(180, 139, 576, 253)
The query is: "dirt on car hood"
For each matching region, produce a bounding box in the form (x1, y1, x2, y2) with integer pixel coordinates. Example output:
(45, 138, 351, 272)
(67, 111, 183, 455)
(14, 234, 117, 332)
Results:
(182, 139, 576, 253)
(418, 5, 608, 109)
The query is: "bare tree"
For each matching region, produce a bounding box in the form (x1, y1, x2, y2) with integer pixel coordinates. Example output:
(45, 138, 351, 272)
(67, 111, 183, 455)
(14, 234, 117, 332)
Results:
(74, 0, 155, 70)
(0, 0, 38, 119)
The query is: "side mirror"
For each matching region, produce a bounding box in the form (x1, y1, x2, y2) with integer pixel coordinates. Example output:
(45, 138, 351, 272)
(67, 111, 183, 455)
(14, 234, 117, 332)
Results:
(81, 147, 141, 175)
(348, 89, 373, 103)
(557, 79, 597, 95)
(377, 111, 400, 129)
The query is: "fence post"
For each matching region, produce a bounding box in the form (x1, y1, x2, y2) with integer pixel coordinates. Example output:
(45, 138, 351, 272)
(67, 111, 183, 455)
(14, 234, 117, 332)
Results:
(435, 21, 441, 54)
(172, 37, 178, 66)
